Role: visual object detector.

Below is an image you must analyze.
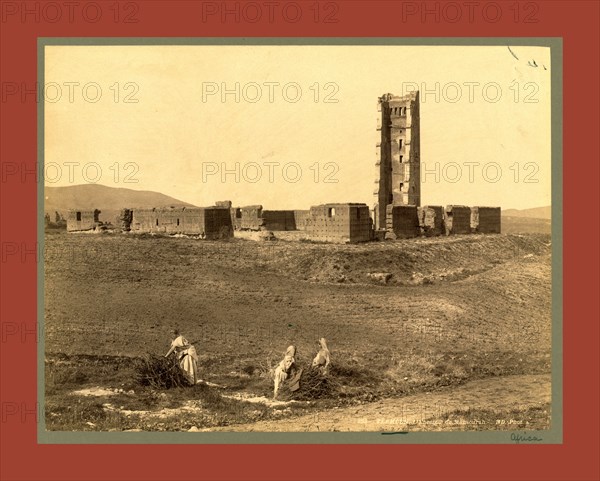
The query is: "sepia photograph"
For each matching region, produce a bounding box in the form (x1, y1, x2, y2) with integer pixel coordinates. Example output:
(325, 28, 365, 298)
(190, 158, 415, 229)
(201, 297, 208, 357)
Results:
(41, 40, 557, 440)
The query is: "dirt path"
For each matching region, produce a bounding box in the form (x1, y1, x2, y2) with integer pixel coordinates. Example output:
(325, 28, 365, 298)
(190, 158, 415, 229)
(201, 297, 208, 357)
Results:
(210, 374, 551, 432)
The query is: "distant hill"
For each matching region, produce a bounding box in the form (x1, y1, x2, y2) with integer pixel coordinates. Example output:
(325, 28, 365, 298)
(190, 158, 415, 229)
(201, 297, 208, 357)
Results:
(44, 184, 197, 224)
(501, 216, 551, 234)
(500, 206, 551, 234)
(502, 206, 551, 220)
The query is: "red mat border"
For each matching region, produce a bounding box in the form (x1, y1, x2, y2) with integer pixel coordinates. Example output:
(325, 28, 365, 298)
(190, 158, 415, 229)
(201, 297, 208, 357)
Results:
(1, 1, 599, 480)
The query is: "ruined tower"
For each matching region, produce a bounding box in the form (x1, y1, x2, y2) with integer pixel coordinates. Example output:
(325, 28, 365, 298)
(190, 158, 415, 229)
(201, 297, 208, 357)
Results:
(373, 91, 421, 230)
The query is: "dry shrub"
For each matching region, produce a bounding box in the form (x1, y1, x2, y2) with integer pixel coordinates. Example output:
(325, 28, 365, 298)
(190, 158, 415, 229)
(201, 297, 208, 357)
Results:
(134, 354, 191, 389)
(46, 364, 89, 387)
(386, 355, 437, 386)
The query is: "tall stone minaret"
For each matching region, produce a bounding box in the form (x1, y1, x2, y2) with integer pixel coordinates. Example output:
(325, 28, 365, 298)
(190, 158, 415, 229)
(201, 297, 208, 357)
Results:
(373, 91, 421, 230)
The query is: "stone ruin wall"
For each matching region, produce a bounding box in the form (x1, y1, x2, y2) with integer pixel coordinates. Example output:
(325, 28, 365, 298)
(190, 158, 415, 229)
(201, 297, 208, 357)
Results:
(262, 210, 297, 231)
(130, 207, 233, 239)
(240, 205, 265, 230)
(471, 207, 501, 234)
(383, 204, 501, 238)
(237, 206, 304, 231)
(385, 205, 419, 240)
(293, 210, 310, 231)
(444, 205, 472, 235)
(66, 209, 101, 232)
(69, 203, 500, 242)
(418, 205, 444, 237)
(305, 204, 372, 243)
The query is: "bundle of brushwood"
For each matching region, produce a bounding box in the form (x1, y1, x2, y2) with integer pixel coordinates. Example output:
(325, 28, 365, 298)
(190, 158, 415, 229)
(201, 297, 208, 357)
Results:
(134, 354, 191, 389)
(278, 366, 342, 401)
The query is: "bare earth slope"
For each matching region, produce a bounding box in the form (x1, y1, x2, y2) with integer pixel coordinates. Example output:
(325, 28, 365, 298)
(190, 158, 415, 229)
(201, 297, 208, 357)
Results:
(210, 374, 551, 432)
(44, 232, 552, 431)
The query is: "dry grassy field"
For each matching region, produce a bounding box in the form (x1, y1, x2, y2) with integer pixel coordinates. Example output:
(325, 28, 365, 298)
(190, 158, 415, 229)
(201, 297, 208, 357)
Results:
(44, 230, 552, 432)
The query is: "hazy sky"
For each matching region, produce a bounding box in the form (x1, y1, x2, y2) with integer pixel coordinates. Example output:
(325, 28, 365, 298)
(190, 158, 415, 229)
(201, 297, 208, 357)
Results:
(45, 44, 552, 210)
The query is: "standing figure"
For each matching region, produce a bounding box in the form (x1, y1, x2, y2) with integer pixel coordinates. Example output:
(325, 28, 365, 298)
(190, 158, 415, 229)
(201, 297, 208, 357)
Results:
(273, 345, 296, 398)
(165, 329, 199, 385)
(312, 338, 331, 373)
